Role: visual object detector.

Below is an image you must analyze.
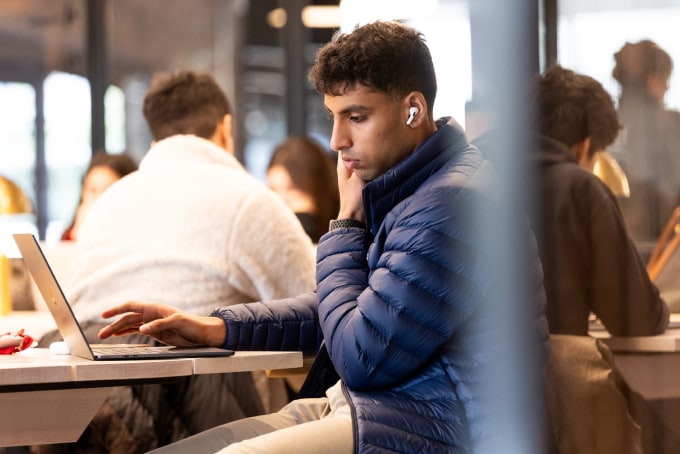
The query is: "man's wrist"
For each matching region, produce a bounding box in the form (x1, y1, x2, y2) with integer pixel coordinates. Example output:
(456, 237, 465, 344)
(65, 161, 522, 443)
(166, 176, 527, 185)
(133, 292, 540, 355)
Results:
(329, 218, 366, 230)
(206, 316, 228, 347)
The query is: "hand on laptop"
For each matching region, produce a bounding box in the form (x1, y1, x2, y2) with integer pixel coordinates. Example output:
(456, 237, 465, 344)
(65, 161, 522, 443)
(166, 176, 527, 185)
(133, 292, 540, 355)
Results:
(98, 301, 227, 348)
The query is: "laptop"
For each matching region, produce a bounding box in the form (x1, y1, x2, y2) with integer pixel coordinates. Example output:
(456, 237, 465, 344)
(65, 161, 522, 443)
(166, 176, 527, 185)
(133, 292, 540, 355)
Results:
(13, 233, 234, 360)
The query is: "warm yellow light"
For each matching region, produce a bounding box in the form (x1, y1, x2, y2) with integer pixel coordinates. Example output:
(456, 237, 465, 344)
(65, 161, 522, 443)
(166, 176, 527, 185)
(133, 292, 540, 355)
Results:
(0, 253, 10, 315)
(302, 6, 341, 28)
(593, 151, 630, 198)
(267, 6, 340, 29)
(267, 7, 287, 29)
(0, 176, 32, 215)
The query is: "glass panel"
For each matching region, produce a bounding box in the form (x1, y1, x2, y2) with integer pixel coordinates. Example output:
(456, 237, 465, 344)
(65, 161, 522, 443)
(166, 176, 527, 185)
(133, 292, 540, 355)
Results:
(108, 0, 242, 163)
(0, 82, 36, 202)
(43, 71, 91, 239)
(105, 85, 126, 154)
(407, 1, 472, 126)
(558, 1, 680, 250)
(558, 1, 680, 109)
(0, 82, 38, 257)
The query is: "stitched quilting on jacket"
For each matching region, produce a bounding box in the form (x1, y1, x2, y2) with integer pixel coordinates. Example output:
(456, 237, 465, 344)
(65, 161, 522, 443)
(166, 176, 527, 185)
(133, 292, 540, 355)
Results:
(214, 119, 548, 453)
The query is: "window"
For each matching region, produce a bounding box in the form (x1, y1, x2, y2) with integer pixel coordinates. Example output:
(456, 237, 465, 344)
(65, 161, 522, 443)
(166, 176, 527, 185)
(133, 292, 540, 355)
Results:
(558, 1, 680, 110)
(0, 82, 36, 204)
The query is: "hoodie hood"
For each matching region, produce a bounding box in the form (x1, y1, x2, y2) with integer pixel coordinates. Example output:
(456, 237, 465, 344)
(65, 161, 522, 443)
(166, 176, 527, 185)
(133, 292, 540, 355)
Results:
(532, 133, 578, 168)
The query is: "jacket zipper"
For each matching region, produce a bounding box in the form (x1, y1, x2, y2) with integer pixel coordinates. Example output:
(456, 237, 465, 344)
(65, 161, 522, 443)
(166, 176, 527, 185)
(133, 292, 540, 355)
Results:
(341, 380, 359, 454)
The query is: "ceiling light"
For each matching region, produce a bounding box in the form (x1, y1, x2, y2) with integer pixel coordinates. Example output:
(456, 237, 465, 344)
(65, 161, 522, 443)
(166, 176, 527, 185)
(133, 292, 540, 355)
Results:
(266, 8, 287, 29)
(302, 6, 341, 28)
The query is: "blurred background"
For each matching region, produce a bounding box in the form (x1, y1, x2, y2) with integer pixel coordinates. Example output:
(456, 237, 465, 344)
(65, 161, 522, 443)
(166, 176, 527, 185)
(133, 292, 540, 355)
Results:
(0, 0, 677, 242)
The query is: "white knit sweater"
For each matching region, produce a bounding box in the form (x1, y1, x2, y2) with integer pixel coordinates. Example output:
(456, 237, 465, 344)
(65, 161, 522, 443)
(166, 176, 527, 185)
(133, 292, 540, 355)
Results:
(66, 135, 316, 323)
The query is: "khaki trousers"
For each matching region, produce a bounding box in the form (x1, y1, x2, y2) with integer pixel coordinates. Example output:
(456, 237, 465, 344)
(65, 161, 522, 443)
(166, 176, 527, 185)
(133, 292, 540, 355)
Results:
(150, 389, 353, 454)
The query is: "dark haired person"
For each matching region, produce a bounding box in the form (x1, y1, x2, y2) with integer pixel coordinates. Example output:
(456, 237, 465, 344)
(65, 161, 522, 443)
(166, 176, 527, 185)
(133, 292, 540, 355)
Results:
(61, 151, 138, 241)
(474, 65, 671, 454)
(98, 22, 546, 453)
(610, 40, 680, 247)
(529, 65, 668, 337)
(267, 136, 339, 242)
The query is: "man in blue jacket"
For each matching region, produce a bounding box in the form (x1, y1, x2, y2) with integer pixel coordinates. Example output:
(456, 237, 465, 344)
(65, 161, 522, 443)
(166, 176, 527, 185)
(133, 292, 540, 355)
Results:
(99, 20, 547, 453)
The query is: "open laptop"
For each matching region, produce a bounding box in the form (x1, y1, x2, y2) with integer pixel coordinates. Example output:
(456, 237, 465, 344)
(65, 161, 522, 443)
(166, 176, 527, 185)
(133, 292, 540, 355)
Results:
(13, 233, 234, 360)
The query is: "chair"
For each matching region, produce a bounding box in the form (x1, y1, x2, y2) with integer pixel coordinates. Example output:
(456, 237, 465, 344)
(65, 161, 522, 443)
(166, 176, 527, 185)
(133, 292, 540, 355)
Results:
(647, 206, 680, 280)
(545, 334, 642, 454)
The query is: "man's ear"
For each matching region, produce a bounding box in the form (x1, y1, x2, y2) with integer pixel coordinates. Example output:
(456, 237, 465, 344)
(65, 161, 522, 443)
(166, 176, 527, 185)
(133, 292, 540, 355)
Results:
(213, 114, 234, 154)
(403, 92, 427, 128)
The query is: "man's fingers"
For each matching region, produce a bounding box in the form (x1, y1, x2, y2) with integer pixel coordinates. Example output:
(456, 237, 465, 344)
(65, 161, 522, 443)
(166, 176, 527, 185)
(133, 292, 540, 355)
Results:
(139, 314, 203, 347)
(138, 314, 187, 338)
(97, 313, 144, 338)
(100, 301, 146, 319)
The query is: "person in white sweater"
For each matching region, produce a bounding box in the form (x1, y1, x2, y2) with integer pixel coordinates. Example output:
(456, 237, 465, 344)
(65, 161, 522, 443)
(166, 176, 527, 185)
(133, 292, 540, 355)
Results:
(68, 132, 315, 324)
(35, 71, 316, 452)
(68, 75, 315, 326)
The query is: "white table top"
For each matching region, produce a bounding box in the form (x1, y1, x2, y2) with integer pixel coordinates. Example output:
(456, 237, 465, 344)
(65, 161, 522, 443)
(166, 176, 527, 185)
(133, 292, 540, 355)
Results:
(591, 328, 680, 352)
(0, 347, 302, 388)
(590, 314, 680, 353)
(0, 348, 303, 448)
(0, 310, 304, 447)
(0, 310, 303, 381)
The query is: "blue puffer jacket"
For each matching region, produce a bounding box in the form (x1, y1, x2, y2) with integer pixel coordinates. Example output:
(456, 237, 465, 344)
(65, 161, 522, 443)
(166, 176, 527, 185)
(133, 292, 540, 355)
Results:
(213, 119, 548, 453)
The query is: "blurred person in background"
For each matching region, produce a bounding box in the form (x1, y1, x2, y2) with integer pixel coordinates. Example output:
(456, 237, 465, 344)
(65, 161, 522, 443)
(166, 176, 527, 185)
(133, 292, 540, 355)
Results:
(527, 65, 668, 338)
(610, 40, 680, 251)
(489, 64, 673, 454)
(61, 150, 137, 241)
(266, 136, 339, 242)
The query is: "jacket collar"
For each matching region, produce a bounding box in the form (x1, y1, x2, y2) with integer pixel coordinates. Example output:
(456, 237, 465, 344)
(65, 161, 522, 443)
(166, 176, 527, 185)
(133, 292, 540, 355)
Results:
(363, 117, 470, 234)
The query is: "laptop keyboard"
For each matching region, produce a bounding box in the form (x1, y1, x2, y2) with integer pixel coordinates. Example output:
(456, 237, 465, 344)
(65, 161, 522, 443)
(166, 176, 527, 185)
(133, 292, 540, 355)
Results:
(91, 345, 173, 356)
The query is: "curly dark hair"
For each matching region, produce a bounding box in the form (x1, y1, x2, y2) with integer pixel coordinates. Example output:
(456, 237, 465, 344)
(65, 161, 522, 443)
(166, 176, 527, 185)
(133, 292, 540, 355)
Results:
(536, 65, 620, 157)
(308, 21, 437, 112)
(143, 71, 232, 141)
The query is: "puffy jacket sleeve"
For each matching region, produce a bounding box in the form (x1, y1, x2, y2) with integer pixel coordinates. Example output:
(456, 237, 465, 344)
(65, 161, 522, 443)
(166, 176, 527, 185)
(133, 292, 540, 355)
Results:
(210, 291, 323, 354)
(316, 170, 488, 391)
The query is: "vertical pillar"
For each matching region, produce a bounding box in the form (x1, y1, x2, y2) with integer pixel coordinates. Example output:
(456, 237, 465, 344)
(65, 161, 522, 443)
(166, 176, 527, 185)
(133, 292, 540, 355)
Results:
(468, 0, 543, 451)
(281, 0, 309, 136)
(543, 0, 558, 68)
(87, 0, 107, 153)
(34, 80, 47, 239)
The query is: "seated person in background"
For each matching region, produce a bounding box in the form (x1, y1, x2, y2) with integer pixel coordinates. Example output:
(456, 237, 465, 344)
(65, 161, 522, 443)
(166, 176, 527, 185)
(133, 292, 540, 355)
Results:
(476, 65, 672, 454)
(61, 150, 137, 241)
(474, 65, 668, 337)
(97, 20, 547, 453)
(531, 65, 672, 454)
(266, 136, 339, 242)
(36, 71, 316, 452)
(530, 65, 669, 336)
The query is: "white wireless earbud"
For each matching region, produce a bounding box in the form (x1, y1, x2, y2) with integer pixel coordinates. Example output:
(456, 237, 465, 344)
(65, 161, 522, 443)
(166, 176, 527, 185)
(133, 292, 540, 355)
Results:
(406, 107, 418, 126)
